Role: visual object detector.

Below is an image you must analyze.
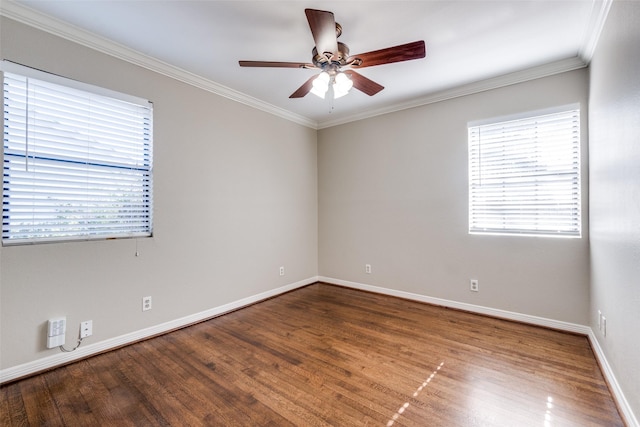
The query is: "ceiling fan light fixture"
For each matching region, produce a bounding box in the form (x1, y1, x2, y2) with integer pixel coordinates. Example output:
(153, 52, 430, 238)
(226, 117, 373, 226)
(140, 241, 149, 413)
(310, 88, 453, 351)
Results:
(310, 71, 330, 98)
(333, 72, 353, 99)
(240, 9, 426, 100)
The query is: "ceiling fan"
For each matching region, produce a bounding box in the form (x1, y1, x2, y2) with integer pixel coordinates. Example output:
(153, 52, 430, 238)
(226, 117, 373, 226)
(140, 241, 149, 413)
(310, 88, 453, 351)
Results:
(239, 9, 426, 99)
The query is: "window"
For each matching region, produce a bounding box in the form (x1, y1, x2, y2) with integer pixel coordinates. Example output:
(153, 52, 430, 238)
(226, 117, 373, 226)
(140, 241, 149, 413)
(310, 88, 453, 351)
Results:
(468, 105, 580, 237)
(2, 62, 153, 245)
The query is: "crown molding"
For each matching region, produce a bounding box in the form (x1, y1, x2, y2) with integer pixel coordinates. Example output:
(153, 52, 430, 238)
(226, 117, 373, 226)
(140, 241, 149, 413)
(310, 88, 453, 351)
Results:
(2, 0, 608, 131)
(0, 1, 319, 129)
(578, 0, 613, 63)
(317, 56, 587, 129)
(317, 0, 608, 128)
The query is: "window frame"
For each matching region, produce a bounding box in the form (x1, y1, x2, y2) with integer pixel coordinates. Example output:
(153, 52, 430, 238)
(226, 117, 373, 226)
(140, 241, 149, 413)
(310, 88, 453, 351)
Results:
(2, 61, 154, 246)
(468, 104, 581, 238)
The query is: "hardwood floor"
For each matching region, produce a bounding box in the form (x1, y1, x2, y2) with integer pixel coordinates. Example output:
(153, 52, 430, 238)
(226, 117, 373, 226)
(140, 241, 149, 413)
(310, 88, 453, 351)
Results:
(1, 283, 625, 426)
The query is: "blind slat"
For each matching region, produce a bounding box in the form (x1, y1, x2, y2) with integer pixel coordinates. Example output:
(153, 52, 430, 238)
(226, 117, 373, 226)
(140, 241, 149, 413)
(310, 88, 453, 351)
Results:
(468, 107, 581, 237)
(3, 68, 154, 245)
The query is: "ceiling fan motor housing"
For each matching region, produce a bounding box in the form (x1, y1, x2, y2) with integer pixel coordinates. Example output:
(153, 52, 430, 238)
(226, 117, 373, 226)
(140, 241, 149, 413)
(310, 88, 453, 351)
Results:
(312, 41, 352, 71)
(239, 9, 425, 98)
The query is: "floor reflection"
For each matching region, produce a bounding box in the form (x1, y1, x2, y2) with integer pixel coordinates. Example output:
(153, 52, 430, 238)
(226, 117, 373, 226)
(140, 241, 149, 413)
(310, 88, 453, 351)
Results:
(386, 361, 445, 426)
(544, 396, 554, 427)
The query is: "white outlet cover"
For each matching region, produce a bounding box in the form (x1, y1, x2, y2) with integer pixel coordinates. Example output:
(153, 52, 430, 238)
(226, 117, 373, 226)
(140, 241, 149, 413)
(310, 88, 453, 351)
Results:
(598, 310, 602, 330)
(80, 320, 93, 338)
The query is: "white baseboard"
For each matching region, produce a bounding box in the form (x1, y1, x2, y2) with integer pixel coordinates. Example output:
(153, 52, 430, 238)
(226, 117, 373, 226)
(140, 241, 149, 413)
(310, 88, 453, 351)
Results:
(319, 276, 638, 427)
(588, 330, 640, 427)
(319, 276, 590, 334)
(0, 276, 318, 384)
(4, 276, 637, 427)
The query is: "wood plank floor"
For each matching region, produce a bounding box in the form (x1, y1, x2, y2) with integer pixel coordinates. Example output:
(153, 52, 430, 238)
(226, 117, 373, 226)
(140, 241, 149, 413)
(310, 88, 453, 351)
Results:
(1, 283, 625, 426)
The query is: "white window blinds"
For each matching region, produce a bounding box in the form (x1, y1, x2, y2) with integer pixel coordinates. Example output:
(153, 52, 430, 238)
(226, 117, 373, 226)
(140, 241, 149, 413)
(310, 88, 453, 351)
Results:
(2, 64, 153, 245)
(468, 106, 581, 237)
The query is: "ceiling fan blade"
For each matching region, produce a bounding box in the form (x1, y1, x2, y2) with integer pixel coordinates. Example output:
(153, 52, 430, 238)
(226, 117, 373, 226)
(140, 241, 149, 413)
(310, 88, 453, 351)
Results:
(239, 60, 316, 69)
(305, 9, 338, 57)
(350, 40, 426, 68)
(289, 75, 318, 98)
(343, 70, 384, 96)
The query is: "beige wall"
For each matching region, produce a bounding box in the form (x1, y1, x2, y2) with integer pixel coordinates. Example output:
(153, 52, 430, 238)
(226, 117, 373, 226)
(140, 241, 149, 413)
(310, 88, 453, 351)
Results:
(1, 11, 598, 386)
(589, 0, 640, 418)
(0, 18, 318, 369)
(3, 5, 638, 421)
(318, 69, 590, 324)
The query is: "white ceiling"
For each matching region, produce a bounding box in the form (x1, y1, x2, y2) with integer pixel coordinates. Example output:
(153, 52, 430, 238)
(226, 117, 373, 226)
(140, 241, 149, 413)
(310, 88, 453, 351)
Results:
(3, 1, 609, 128)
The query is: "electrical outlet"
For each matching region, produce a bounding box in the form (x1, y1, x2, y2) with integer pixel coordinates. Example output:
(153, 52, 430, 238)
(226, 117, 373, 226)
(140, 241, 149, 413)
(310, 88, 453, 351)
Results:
(602, 316, 607, 337)
(470, 279, 479, 292)
(142, 296, 152, 311)
(80, 320, 93, 338)
(598, 310, 602, 331)
(279, 266, 285, 276)
(365, 264, 371, 274)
